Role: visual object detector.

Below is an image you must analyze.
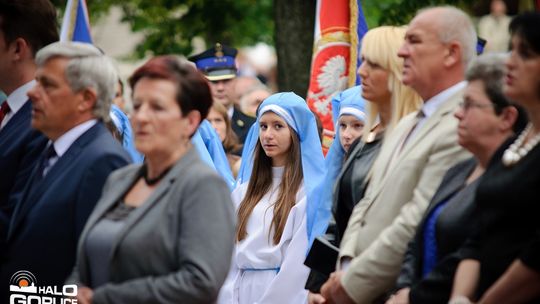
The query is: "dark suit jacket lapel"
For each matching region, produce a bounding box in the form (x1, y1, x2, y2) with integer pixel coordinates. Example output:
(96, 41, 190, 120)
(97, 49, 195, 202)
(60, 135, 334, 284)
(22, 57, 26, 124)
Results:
(332, 140, 368, 211)
(415, 158, 477, 244)
(428, 159, 476, 210)
(339, 142, 364, 186)
(410, 158, 476, 276)
(7, 150, 46, 240)
(8, 122, 105, 239)
(0, 101, 31, 140)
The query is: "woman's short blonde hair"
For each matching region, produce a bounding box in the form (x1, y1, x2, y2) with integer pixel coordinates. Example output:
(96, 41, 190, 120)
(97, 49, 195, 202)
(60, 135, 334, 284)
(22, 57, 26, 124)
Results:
(360, 26, 423, 139)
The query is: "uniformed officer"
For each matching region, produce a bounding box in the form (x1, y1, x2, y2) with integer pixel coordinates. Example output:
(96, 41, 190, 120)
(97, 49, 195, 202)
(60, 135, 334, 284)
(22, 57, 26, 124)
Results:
(189, 43, 256, 144)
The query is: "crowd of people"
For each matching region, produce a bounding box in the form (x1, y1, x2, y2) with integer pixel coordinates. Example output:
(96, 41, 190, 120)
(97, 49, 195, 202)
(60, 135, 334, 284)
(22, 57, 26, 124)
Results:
(1, 0, 540, 303)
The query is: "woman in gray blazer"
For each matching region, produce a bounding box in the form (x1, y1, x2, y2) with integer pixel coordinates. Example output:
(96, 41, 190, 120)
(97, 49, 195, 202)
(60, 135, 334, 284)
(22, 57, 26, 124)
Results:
(68, 56, 236, 304)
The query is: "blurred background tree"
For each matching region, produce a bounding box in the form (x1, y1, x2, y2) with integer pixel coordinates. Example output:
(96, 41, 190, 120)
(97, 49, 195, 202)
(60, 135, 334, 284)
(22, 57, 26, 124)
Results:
(52, 0, 273, 57)
(51, 0, 534, 96)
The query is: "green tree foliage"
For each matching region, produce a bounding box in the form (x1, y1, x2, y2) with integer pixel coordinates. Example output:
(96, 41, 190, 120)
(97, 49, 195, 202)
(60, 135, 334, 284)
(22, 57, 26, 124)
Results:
(362, 0, 474, 27)
(51, 0, 482, 93)
(51, 0, 479, 58)
(53, 0, 273, 58)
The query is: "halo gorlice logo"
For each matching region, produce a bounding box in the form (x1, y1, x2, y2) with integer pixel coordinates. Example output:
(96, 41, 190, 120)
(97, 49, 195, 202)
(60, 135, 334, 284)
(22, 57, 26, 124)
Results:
(9, 271, 78, 303)
(10, 271, 37, 293)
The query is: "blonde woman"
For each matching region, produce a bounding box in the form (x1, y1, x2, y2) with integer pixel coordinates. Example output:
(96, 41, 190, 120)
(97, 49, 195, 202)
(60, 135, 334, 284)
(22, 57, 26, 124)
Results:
(337, 25, 422, 240)
(308, 25, 422, 303)
(360, 26, 422, 142)
(218, 92, 325, 304)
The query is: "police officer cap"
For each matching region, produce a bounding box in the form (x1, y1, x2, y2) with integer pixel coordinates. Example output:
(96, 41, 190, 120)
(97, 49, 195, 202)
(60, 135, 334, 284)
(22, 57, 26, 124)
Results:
(188, 43, 237, 81)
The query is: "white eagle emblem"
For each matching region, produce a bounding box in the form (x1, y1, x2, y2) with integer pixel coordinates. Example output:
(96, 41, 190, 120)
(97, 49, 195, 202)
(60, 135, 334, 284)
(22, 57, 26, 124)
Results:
(309, 55, 348, 115)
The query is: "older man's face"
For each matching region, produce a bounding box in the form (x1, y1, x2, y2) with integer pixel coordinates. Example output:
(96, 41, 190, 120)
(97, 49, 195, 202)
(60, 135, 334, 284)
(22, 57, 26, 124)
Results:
(398, 12, 448, 94)
(27, 57, 84, 140)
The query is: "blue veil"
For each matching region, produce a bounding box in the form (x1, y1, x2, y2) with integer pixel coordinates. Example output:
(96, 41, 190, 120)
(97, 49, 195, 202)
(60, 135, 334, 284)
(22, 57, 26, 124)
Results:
(236, 92, 326, 247)
(192, 129, 217, 170)
(109, 104, 144, 163)
(196, 119, 235, 190)
(308, 86, 366, 247)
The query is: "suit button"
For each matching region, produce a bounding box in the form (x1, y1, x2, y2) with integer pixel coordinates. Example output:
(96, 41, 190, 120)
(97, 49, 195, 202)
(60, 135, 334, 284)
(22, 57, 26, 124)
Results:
(360, 220, 366, 227)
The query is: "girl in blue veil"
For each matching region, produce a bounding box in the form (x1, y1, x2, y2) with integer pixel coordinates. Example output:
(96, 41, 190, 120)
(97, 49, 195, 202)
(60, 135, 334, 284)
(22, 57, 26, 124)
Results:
(304, 86, 368, 298)
(219, 92, 325, 304)
(308, 86, 366, 247)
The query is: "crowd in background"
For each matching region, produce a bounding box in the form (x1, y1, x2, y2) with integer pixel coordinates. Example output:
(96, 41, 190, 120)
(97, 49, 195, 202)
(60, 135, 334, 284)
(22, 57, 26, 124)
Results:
(1, 0, 540, 303)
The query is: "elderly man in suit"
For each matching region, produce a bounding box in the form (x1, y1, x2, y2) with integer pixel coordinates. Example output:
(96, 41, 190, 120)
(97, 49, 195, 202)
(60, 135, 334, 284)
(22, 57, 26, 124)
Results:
(0, 42, 131, 298)
(0, 0, 57, 247)
(319, 6, 475, 304)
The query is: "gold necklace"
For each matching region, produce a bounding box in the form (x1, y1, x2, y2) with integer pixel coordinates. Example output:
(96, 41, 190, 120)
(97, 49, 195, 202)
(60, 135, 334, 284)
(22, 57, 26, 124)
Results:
(502, 123, 540, 167)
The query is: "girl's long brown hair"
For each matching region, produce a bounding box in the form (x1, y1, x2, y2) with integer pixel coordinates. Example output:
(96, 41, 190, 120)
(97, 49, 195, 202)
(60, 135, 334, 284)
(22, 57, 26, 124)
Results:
(236, 126, 303, 245)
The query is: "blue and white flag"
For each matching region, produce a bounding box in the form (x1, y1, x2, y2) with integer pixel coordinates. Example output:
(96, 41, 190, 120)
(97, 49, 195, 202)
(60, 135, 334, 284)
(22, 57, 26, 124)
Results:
(60, 0, 93, 43)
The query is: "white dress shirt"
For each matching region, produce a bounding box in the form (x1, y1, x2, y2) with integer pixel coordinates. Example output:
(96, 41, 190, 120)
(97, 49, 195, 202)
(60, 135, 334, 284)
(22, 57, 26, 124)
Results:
(43, 119, 98, 176)
(408, 81, 466, 141)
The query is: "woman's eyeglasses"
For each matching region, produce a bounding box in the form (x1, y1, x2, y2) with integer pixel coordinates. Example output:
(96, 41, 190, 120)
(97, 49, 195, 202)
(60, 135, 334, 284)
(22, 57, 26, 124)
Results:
(458, 100, 496, 111)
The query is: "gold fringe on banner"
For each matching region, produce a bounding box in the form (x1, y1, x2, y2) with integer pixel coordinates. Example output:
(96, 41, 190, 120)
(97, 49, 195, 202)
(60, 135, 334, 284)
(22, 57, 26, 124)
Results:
(67, 0, 79, 41)
(348, 0, 359, 87)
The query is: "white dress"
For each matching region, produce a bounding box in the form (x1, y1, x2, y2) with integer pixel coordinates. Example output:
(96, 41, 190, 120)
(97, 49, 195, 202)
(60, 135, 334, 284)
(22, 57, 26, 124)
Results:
(218, 167, 309, 304)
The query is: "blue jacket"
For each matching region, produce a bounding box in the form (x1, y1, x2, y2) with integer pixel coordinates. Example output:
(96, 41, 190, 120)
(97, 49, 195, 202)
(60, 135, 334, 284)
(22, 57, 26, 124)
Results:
(0, 101, 47, 243)
(1, 122, 131, 296)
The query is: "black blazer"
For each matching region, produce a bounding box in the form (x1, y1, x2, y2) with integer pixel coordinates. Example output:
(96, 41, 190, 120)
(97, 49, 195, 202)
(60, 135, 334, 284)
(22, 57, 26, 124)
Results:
(305, 136, 383, 293)
(334, 135, 383, 244)
(0, 122, 130, 299)
(460, 138, 540, 302)
(395, 158, 479, 304)
(0, 101, 47, 242)
(231, 106, 256, 144)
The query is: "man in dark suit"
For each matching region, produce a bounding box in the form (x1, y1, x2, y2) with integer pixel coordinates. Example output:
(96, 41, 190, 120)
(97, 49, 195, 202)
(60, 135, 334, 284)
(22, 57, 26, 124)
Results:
(0, 0, 58, 246)
(189, 43, 256, 144)
(0, 42, 131, 298)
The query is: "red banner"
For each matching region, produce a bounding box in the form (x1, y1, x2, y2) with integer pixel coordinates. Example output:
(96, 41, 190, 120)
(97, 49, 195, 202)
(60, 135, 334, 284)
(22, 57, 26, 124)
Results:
(306, 0, 351, 153)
